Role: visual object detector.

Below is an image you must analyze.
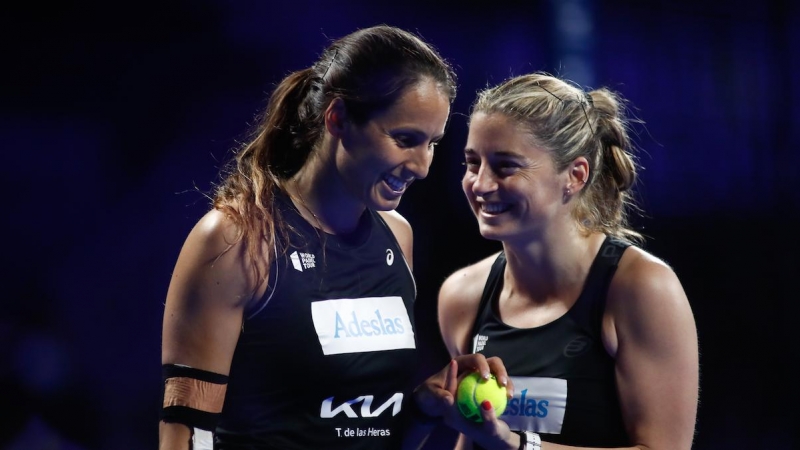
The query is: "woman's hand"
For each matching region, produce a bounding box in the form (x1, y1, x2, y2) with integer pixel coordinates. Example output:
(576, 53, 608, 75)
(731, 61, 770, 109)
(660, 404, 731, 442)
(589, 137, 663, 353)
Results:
(413, 354, 518, 449)
(447, 398, 518, 450)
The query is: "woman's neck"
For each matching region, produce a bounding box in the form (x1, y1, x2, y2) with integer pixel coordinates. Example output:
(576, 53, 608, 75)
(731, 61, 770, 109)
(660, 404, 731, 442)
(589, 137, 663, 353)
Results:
(502, 228, 605, 304)
(286, 151, 365, 235)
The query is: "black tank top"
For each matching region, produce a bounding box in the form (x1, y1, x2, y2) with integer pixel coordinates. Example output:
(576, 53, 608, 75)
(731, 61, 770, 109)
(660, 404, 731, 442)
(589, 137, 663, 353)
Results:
(471, 237, 631, 447)
(215, 191, 418, 449)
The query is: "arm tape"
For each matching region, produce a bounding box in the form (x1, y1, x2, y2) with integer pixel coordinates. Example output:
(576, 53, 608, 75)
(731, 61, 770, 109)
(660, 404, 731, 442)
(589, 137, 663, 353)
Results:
(160, 364, 229, 431)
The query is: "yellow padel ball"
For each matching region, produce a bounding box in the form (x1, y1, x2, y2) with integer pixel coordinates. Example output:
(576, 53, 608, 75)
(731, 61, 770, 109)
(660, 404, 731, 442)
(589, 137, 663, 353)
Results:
(456, 372, 507, 422)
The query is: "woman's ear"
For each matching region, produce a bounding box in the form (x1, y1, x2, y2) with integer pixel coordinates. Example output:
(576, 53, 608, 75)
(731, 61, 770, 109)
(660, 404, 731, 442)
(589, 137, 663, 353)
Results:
(568, 157, 590, 193)
(324, 98, 348, 138)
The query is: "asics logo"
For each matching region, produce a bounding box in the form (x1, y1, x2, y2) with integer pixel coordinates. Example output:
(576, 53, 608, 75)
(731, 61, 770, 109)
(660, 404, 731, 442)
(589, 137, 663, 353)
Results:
(386, 249, 394, 266)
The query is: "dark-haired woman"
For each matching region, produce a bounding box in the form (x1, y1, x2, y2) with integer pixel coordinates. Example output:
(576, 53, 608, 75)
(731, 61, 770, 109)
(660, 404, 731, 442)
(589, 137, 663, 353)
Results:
(158, 25, 505, 450)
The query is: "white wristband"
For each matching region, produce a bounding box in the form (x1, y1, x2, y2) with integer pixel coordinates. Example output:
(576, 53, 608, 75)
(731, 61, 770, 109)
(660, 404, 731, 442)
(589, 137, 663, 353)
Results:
(519, 430, 541, 450)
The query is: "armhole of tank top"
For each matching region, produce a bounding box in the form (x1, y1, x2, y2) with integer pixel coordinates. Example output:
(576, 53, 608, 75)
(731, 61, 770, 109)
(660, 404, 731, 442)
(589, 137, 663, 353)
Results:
(570, 236, 631, 335)
(596, 237, 631, 296)
(468, 252, 506, 340)
(244, 239, 280, 320)
(372, 209, 417, 300)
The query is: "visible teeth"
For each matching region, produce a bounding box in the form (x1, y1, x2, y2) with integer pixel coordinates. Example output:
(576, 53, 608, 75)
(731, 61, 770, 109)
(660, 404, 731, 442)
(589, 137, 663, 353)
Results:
(481, 202, 510, 213)
(384, 174, 407, 192)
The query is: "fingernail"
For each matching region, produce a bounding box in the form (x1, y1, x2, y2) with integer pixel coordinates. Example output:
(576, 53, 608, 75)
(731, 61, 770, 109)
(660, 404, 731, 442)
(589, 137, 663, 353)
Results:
(481, 400, 492, 411)
(499, 376, 508, 386)
(482, 371, 490, 380)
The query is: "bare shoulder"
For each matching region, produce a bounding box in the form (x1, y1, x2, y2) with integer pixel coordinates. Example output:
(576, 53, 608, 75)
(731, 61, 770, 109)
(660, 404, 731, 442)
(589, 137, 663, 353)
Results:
(170, 208, 260, 308)
(162, 208, 255, 372)
(603, 245, 699, 448)
(185, 208, 244, 258)
(377, 209, 409, 225)
(439, 252, 499, 305)
(377, 210, 411, 236)
(438, 252, 501, 356)
(611, 246, 687, 308)
(605, 245, 695, 353)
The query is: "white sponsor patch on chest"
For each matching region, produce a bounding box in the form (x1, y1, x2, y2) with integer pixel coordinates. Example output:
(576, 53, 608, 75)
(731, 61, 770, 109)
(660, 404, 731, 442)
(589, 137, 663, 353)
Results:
(311, 296, 415, 355)
(501, 377, 567, 434)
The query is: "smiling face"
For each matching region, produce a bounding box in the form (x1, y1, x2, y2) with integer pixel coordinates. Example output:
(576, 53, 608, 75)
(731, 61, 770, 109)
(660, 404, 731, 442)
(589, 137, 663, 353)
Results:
(462, 112, 570, 242)
(337, 77, 451, 211)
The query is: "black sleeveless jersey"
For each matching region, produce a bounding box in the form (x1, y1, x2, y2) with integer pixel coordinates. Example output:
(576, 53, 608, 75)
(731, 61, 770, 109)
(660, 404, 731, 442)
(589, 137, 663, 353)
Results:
(471, 237, 631, 448)
(214, 192, 418, 449)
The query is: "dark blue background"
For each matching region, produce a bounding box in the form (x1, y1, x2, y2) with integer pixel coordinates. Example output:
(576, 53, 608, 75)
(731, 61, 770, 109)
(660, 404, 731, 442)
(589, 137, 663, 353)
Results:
(2, 1, 798, 449)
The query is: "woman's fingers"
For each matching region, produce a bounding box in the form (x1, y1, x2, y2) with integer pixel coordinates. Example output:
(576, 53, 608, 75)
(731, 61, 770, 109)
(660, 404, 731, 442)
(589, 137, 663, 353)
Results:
(485, 356, 514, 397)
(443, 358, 459, 396)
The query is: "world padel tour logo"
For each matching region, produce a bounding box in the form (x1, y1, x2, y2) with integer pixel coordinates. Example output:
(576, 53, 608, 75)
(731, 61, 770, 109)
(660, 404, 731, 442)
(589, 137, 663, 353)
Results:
(290, 251, 316, 271)
(310, 296, 415, 355)
(473, 334, 488, 352)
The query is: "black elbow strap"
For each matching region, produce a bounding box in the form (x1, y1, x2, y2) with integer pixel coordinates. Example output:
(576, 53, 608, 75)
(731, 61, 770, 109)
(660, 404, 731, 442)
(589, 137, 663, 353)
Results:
(160, 364, 229, 431)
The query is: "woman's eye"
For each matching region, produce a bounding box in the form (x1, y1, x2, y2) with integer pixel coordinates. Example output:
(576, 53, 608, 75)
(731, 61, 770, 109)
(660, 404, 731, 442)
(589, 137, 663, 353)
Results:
(394, 135, 417, 148)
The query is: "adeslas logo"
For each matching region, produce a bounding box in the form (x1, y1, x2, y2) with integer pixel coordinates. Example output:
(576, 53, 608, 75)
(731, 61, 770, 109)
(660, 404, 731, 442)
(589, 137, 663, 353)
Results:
(333, 310, 405, 338)
(499, 377, 565, 433)
(311, 297, 415, 355)
(502, 389, 549, 418)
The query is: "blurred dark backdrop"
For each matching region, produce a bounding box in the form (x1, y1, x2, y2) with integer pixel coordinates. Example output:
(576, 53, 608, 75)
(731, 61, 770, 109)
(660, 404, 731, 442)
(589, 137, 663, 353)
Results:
(2, 1, 798, 449)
